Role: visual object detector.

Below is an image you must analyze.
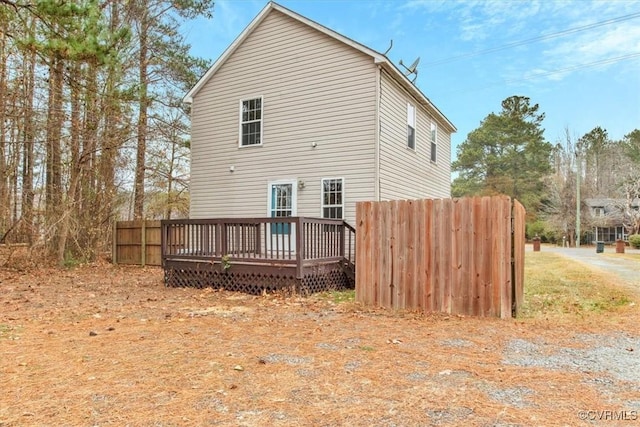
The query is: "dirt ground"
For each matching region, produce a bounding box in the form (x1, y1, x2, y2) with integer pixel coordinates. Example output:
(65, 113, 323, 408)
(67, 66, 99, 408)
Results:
(1, 263, 639, 427)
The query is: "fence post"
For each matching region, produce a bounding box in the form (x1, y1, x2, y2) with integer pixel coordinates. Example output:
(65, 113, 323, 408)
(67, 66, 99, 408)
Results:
(141, 220, 146, 267)
(160, 220, 166, 268)
(112, 220, 118, 265)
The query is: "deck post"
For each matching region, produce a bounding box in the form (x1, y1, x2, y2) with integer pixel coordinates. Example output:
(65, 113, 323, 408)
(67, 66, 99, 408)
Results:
(296, 217, 304, 279)
(339, 221, 345, 258)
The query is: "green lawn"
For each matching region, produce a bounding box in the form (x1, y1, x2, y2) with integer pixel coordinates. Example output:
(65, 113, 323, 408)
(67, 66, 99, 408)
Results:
(520, 252, 634, 318)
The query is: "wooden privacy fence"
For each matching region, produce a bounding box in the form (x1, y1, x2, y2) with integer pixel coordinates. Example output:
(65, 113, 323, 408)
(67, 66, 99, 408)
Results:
(113, 220, 162, 266)
(356, 196, 525, 318)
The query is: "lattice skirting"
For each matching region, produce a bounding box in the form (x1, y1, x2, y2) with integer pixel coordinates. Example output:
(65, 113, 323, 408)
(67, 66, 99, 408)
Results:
(299, 265, 350, 295)
(164, 261, 351, 295)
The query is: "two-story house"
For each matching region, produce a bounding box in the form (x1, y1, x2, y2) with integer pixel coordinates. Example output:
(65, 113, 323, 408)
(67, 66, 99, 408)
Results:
(162, 2, 456, 292)
(183, 1, 456, 226)
(585, 198, 640, 243)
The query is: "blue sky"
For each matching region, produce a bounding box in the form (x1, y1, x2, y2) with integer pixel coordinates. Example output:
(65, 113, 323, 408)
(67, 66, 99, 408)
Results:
(181, 0, 640, 160)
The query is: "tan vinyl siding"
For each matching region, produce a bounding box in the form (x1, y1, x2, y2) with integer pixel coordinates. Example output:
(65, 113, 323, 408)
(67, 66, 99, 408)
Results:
(189, 10, 376, 225)
(378, 70, 451, 200)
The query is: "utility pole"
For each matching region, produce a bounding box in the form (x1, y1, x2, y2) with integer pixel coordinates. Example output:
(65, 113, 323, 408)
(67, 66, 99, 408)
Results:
(576, 151, 581, 248)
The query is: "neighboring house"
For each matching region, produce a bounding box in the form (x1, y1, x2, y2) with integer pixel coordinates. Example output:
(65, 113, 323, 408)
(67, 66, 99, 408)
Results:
(585, 198, 640, 243)
(183, 1, 456, 226)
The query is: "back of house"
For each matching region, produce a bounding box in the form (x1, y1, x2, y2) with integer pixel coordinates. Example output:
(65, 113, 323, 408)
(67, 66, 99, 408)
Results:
(185, 2, 456, 226)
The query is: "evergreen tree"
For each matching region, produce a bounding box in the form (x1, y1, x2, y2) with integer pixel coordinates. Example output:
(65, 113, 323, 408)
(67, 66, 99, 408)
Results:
(452, 95, 553, 216)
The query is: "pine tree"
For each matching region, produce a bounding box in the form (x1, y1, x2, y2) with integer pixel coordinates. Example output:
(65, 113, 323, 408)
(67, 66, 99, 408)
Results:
(452, 95, 553, 216)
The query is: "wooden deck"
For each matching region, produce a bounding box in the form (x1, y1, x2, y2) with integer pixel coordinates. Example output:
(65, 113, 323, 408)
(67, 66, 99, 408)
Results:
(161, 217, 355, 294)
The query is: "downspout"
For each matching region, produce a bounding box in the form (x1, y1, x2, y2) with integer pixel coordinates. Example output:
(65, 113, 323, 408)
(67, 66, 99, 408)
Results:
(375, 65, 381, 201)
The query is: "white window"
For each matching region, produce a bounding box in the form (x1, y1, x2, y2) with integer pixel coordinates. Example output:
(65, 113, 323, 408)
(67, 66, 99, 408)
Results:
(594, 207, 604, 217)
(321, 178, 344, 219)
(240, 97, 262, 146)
(407, 103, 416, 150)
(430, 122, 437, 162)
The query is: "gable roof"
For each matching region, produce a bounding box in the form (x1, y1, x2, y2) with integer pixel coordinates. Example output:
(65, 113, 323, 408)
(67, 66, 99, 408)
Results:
(184, 1, 456, 133)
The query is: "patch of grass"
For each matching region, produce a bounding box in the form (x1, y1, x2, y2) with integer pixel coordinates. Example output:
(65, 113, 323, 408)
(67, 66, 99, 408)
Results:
(0, 324, 21, 339)
(521, 252, 635, 318)
(63, 253, 84, 269)
(315, 289, 355, 304)
(359, 345, 375, 352)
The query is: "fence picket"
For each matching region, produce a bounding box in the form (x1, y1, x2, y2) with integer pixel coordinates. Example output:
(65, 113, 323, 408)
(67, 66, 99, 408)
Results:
(379, 202, 391, 308)
(513, 200, 526, 316)
(443, 199, 453, 313)
(370, 201, 380, 307)
(415, 199, 425, 311)
(500, 197, 513, 319)
(423, 199, 434, 313)
(355, 202, 371, 305)
(451, 198, 463, 314)
(460, 197, 472, 315)
(470, 197, 481, 316)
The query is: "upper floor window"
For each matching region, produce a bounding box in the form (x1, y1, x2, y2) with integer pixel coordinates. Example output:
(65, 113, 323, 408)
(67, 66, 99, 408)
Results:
(430, 122, 437, 162)
(593, 207, 605, 217)
(240, 97, 262, 146)
(322, 178, 344, 219)
(407, 103, 416, 150)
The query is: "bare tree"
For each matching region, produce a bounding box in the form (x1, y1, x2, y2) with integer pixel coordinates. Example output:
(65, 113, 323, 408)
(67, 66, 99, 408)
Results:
(543, 128, 580, 245)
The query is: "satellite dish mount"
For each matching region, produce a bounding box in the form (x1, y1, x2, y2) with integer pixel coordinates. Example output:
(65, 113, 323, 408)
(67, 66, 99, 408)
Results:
(399, 57, 420, 83)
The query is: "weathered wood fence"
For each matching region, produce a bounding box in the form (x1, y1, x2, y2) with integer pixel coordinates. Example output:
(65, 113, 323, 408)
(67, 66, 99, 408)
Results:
(356, 196, 525, 318)
(113, 220, 162, 266)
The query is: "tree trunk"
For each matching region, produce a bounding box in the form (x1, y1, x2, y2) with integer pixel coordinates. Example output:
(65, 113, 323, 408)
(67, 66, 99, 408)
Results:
(0, 29, 8, 237)
(165, 130, 177, 219)
(79, 59, 100, 257)
(95, 0, 123, 252)
(20, 39, 36, 244)
(45, 54, 64, 254)
(56, 62, 83, 265)
(133, 2, 149, 220)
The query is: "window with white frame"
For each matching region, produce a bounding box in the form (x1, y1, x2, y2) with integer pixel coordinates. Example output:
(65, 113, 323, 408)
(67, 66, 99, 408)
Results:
(594, 207, 605, 217)
(430, 122, 437, 162)
(321, 178, 344, 219)
(240, 97, 262, 146)
(407, 103, 416, 150)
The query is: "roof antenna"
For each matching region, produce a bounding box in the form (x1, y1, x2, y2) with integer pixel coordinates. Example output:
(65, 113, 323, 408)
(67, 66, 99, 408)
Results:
(399, 57, 420, 83)
(383, 39, 393, 56)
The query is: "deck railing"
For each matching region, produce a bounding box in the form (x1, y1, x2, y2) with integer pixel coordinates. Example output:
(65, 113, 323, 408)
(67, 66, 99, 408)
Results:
(161, 217, 355, 278)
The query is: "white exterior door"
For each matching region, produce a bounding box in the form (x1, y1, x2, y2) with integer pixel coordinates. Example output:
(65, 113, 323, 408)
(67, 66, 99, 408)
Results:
(267, 180, 297, 254)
